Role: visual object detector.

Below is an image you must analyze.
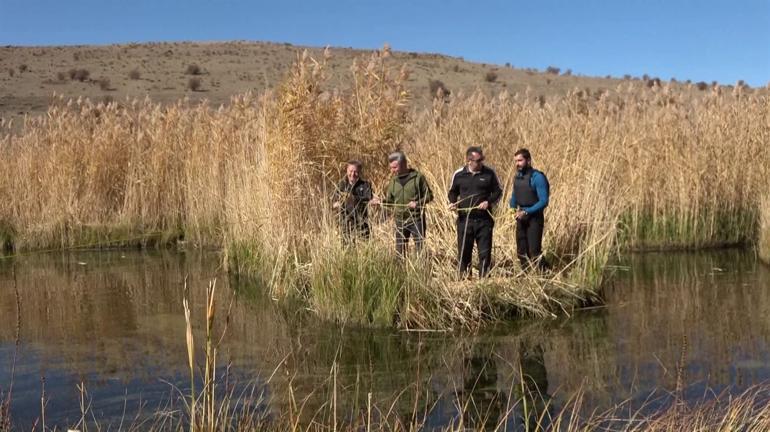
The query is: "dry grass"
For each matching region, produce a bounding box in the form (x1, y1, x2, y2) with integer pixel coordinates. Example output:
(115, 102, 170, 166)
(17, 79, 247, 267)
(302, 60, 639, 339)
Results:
(1, 46, 768, 329)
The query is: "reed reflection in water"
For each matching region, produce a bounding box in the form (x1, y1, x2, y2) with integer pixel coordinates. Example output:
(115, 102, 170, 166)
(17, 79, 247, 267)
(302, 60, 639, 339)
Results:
(0, 249, 768, 428)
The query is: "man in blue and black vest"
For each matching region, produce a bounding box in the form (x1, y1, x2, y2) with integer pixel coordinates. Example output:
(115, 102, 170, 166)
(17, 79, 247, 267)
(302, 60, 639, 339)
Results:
(448, 146, 503, 278)
(509, 148, 550, 271)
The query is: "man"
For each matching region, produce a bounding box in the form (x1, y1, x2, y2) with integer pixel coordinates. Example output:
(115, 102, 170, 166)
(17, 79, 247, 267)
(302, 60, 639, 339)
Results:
(509, 148, 550, 271)
(332, 160, 373, 243)
(371, 151, 433, 255)
(448, 146, 502, 277)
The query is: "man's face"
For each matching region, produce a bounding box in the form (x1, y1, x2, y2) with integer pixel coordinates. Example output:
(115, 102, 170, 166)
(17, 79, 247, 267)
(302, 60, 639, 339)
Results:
(514, 154, 530, 171)
(389, 160, 402, 175)
(346, 164, 361, 184)
(467, 152, 484, 172)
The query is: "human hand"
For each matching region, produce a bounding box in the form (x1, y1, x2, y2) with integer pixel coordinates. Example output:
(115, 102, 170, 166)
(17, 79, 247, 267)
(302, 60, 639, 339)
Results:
(478, 201, 489, 210)
(332, 202, 341, 209)
(514, 210, 527, 220)
(370, 197, 381, 206)
(448, 202, 457, 211)
(408, 200, 418, 209)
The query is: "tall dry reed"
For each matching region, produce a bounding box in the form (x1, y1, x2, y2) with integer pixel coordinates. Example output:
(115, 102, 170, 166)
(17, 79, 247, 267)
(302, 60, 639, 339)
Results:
(1, 46, 768, 328)
(760, 192, 770, 265)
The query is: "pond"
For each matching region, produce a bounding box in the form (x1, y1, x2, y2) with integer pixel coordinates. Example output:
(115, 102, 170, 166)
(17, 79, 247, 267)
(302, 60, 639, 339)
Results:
(1, 249, 768, 429)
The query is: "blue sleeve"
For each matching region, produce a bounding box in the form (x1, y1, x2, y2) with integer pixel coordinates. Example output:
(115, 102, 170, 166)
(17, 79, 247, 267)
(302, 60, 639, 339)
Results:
(508, 184, 517, 209)
(523, 172, 549, 214)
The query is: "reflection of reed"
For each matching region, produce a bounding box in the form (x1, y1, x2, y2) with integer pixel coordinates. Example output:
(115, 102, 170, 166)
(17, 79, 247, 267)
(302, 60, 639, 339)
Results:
(2, 250, 769, 428)
(0, 251, 292, 381)
(601, 251, 770, 395)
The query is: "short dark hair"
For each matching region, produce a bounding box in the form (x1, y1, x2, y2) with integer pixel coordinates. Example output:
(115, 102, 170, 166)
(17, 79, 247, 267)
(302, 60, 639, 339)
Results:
(466, 146, 484, 159)
(346, 159, 363, 170)
(514, 148, 531, 160)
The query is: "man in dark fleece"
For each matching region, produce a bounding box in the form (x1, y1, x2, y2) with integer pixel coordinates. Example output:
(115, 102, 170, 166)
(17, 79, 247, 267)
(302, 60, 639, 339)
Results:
(332, 160, 373, 243)
(448, 146, 503, 277)
(509, 148, 550, 271)
(371, 151, 433, 256)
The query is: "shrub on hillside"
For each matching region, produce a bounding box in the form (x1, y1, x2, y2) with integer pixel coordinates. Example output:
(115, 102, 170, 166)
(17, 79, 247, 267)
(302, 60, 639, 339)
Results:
(185, 64, 202, 75)
(428, 79, 450, 98)
(645, 77, 661, 88)
(97, 78, 111, 91)
(69, 68, 90, 82)
(187, 77, 202, 91)
(484, 70, 498, 83)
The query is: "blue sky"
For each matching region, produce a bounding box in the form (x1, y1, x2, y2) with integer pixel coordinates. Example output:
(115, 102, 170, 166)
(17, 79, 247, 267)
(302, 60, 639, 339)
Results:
(1, 0, 768, 86)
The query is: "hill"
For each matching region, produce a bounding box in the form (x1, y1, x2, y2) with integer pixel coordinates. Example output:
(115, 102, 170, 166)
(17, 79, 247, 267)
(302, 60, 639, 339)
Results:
(0, 40, 760, 129)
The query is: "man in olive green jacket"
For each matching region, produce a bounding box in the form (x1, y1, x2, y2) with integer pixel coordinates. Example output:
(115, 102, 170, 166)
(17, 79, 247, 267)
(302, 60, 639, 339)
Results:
(371, 151, 433, 255)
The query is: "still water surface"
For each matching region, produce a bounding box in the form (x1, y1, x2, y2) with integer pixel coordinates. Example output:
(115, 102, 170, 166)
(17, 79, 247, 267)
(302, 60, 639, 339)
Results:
(1, 249, 769, 429)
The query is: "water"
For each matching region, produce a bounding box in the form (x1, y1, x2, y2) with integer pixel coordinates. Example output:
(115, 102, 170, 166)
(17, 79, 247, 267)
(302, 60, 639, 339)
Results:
(0, 249, 768, 429)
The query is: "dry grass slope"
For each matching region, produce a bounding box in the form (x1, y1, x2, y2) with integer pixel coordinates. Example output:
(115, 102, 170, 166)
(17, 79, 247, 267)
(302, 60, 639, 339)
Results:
(3, 40, 765, 132)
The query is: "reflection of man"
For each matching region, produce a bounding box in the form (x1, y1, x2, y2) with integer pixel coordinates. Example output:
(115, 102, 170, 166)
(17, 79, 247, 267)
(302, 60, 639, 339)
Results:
(509, 148, 550, 271)
(461, 342, 552, 430)
(371, 151, 433, 255)
(518, 342, 549, 398)
(332, 160, 372, 243)
(515, 341, 552, 430)
(462, 347, 502, 430)
(448, 146, 502, 277)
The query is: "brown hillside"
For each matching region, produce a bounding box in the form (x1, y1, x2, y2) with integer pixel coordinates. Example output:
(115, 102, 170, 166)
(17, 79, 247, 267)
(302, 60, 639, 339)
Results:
(0, 40, 760, 130)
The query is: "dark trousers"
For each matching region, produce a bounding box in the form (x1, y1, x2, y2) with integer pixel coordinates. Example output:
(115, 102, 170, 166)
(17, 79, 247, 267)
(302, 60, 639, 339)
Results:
(341, 219, 369, 245)
(457, 216, 494, 277)
(516, 213, 547, 271)
(395, 216, 425, 256)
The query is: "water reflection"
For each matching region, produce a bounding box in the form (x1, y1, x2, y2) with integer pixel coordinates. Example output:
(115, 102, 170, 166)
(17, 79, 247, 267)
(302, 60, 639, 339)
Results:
(0, 249, 768, 429)
(438, 340, 552, 431)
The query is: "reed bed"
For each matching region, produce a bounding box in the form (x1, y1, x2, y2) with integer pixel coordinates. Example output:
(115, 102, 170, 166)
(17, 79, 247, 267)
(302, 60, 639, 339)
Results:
(1, 47, 768, 328)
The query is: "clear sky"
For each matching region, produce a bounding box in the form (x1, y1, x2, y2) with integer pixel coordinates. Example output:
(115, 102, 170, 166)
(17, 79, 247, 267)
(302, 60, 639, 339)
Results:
(1, 0, 768, 86)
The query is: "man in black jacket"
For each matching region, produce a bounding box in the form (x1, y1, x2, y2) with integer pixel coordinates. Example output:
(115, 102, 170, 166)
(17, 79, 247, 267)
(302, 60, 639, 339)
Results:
(448, 147, 502, 277)
(333, 160, 373, 243)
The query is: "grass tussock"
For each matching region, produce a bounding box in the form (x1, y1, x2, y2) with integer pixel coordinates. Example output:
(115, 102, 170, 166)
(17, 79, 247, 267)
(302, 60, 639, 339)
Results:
(1, 46, 769, 328)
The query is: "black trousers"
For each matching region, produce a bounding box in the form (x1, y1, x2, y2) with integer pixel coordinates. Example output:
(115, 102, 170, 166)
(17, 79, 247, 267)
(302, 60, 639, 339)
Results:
(395, 215, 425, 256)
(340, 218, 370, 245)
(457, 216, 494, 277)
(516, 212, 547, 271)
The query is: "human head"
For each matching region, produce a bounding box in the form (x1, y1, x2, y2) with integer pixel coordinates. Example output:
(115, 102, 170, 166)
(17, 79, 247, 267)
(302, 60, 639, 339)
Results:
(466, 146, 485, 172)
(388, 151, 408, 175)
(346, 160, 362, 184)
(514, 148, 532, 171)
